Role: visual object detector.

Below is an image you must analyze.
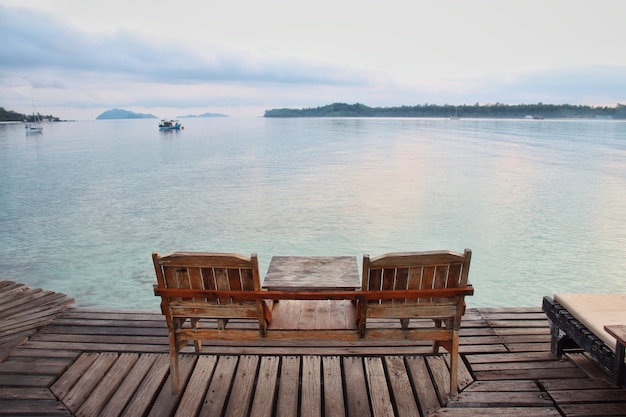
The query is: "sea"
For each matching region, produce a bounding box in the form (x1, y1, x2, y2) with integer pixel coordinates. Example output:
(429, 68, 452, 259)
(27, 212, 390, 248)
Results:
(1, 117, 625, 310)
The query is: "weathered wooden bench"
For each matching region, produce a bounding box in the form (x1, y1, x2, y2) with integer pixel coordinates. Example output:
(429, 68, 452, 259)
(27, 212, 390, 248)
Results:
(543, 294, 626, 387)
(153, 250, 474, 395)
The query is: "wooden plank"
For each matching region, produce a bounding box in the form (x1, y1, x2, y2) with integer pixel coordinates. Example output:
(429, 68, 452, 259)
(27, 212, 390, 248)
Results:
(224, 355, 259, 417)
(0, 361, 69, 375)
(547, 388, 626, 403)
(0, 399, 72, 415)
(365, 357, 394, 417)
(463, 380, 541, 392)
(449, 391, 554, 407)
(0, 387, 57, 400)
(98, 353, 159, 417)
(430, 407, 561, 416)
(62, 352, 118, 413)
(2, 353, 75, 365)
(276, 356, 300, 417)
(471, 359, 578, 372)
(466, 352, 558, 364)
(0, 374, 57, 387)
(559, 403, 626, 417)
(474, 367, 587, 381)
(405, 356, 440, 417)
(384, 356, 420, 417)
(444, 353, 473, 391)
(269, 300, 302, 329)
(427, 355, 450, 403)
(322, 356, 346, 417)
(566, 352, 616, 381)
(180, 355, 219, 417)
(343, 357, 371, 417)
(20, 340, 169, 353)
(75, 353, 139, 417)
(10, 347, 80, 359)
(121, 354, 170, 417)
(31, 333, 169, 345)
(50, 353, 99, 399)
(539, 378, 618, 391)
(301, 356, 321, 417)
(147, 355, 197, 417)
(249, 356, 279, 417)
(41, 324, 168, 337)
(300, 301, 320, 331)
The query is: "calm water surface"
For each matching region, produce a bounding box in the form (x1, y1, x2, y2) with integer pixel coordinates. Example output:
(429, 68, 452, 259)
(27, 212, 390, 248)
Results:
(1, 117, 625, 309)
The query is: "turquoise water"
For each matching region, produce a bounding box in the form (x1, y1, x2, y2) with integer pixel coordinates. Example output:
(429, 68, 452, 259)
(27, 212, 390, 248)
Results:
(1, 117, 626, 309)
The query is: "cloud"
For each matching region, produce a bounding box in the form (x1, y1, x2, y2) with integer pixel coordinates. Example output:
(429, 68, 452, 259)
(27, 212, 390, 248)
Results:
(486, 66, 626, 105)
(0, 6, 377, 87)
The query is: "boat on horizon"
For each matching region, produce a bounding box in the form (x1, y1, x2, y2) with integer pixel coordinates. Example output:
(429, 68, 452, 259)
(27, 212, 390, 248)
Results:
(25, 100, 43, 134)
(159, 119, 183, 131)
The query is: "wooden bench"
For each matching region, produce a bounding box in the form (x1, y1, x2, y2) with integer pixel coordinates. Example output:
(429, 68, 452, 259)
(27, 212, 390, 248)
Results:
(543, 294, 626, 387)
(153, 250, 473, 395)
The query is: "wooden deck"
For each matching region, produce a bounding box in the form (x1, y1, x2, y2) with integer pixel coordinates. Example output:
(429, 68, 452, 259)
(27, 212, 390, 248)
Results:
(1, 281, 625, 416)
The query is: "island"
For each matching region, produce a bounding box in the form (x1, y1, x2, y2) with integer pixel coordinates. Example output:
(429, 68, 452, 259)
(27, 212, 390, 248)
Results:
(177, 112, 229, 118)
(96, 109, 157, 120)
(264, 102, 626, 119)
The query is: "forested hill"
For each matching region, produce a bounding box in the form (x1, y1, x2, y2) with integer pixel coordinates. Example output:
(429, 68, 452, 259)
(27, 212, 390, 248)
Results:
(0, 107, 61, 122)
(264, 102, 626, 119)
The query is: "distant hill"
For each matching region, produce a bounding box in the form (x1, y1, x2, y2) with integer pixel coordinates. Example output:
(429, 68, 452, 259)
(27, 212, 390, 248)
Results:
(178, 112, 229, 118)
(96, 109, 157, 120)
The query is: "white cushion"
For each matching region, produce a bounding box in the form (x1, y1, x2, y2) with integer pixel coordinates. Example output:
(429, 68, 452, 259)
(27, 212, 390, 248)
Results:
(554, 293, 626, 350)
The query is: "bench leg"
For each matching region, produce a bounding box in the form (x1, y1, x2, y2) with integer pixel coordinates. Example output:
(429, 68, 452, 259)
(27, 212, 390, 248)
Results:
(450, 331, 459, 396)
(169, 333, 180, 394)
(432, 319, 442, 353)
(613, 340, 625, 386)
(548, 322, 569, 358)
(191, 319, 202, 352)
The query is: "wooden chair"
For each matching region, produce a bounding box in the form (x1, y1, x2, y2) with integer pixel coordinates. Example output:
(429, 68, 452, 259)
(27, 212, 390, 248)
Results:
(359, 249, 472, 395)
(152, 252, 270, 393)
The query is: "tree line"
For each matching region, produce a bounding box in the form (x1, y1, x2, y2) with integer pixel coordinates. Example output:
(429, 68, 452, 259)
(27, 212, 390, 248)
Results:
(264, 102, 626, 119)
(0, 107, 61, 122)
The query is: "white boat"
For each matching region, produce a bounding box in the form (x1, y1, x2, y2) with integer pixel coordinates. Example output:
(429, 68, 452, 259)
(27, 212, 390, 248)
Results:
(25, 101, 43, 133)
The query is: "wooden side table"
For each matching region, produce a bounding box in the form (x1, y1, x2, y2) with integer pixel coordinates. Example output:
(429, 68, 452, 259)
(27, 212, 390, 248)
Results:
(262, 256, 361, 291)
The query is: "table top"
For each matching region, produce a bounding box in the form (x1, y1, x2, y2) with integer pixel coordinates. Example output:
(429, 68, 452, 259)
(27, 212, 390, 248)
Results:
(605, 325, 626, 345)
(262, 256, 361, 291)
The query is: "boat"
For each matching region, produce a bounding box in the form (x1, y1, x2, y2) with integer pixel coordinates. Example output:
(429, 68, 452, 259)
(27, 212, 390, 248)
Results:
(525, 115, 544, 120)
(25, 100, 43, 134)
(158, 119, 183, 131)
(449, 107, 460, 120)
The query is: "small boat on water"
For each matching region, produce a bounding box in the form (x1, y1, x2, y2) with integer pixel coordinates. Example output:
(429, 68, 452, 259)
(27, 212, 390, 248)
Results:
(525, 115, 544, 120)
(25, 100, 43, 134)
(159, 119, 183, 131)
(25, 124, 43, 134)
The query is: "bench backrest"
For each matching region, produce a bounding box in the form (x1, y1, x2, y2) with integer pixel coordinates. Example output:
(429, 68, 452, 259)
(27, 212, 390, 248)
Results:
(360, 249, 472, 329)
(152, 252, 269, 333)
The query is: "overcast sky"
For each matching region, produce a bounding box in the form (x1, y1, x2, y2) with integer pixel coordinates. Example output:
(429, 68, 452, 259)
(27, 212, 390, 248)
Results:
(1, 0, 625, 119)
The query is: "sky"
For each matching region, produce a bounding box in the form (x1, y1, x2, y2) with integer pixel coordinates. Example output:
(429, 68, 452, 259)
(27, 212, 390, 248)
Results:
(1, 0, 626, 120)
